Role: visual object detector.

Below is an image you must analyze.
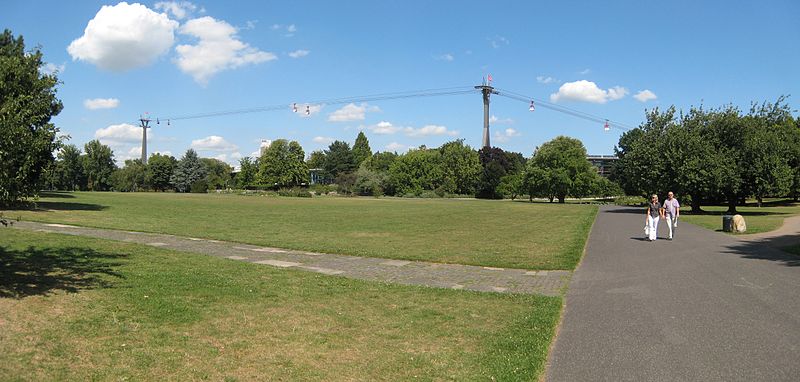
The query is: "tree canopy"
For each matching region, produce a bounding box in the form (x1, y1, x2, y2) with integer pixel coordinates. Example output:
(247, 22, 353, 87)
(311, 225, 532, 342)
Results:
(0, 29, 64, 206)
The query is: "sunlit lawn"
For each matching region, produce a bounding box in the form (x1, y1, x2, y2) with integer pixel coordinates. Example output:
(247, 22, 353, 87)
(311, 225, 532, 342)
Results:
(0, 228, 561, 381)
(680, 199, 800, 234)
(5, 192, 598, 270)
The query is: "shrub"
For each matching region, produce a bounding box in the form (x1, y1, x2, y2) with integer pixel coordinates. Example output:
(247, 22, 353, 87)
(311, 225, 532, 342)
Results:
(190, 179, 209, 193)
(277, 187, 313, 198)
(614, 195, 645, 206)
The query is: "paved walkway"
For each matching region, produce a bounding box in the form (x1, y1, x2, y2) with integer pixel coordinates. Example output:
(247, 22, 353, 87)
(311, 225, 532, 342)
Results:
(737, 214, 800, 249)
(10, 221, 569, 296)
(546, 205, 800, 381)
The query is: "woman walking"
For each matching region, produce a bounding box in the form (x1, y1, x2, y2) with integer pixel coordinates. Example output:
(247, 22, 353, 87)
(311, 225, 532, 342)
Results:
(645, 194, 664, 241)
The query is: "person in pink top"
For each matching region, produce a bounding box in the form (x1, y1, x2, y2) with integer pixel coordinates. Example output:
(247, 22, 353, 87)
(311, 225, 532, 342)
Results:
(663, 191, 680, 240)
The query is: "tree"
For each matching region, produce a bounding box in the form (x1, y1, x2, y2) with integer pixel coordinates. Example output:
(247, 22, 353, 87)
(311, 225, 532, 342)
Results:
(352, 131, 373, 166)
(527, 136, 597, 203)
(740, 98, 794, 207)
(477, 147, 512, 199)
(0, 30, 64, 206)
(171, 149, 206, 193)
(201, 158, 232, 190)
(354, 166, 386, 196)
(112, 159, 146, 192)
(235, 156, 257, 189)
(498, 173, 524, 200)
(439, 140, 481, 195)
(323, 140, 356, 179)
(83, 140, 116, 191)
(257, 139, 308, 187)
(146, 153, 176, 191)
(54, 144, 84, 191)
(363, 151, 398, 172)
(388, 147, 443, 196)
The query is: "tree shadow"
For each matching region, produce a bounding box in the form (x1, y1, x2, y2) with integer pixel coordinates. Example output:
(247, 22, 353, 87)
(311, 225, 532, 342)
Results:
(602, 207, 644, 215)
(684, 210, 788, 217)
(0, 245, 127, 298)
(39, 192, 76, 199)
(721, 235, 800, 267)
(5, 201, 107, 212)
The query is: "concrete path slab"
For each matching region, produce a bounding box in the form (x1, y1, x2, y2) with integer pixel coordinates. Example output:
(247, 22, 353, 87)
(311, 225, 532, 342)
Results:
(11, 221, 569, 296)
(546, 205, 800, 381)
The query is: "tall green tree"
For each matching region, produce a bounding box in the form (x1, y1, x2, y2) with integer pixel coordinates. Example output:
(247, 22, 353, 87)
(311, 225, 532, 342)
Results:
(363, 151, 398, 172)
(740, 98, 794, 207)
(527, 136, 597, 203)
(476, 147, 512, 199)
(323, 140, 356, 179)
(111, 159, 146, 192)
(388, 147, 443, 196)
(439, 139, 481, 195)
(0, 30, 64, 206)
(145, 153, 176, 191)
(235, 156, 257, 189)
(83, 140, 116, 191)
(55, 144, 85, 191)
(257, 139, 308, 187)
(352, 131, 373, 166)
(201, 158, 233, 190)
(171, 149, 206, 193)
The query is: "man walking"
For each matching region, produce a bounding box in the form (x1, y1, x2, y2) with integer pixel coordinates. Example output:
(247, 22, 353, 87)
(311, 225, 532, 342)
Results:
(663, 191, 680, 240)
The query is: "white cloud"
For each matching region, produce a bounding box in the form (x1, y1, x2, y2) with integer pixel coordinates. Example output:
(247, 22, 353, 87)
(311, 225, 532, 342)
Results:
(579, 68, 591, 75)
(405, 125, 458, 137)
(328, 103, 379, 122)
(312, 136, 335, 144)
(84, 98, 120, 110)
(363, 121, 457, 137)
(39, 62, 65, 75)
(286, 24, 297, 33)
(95, 123, 143, 145)
(536, 75, 557, 84)
(633, 89, 658, 102)
(490, 35, 509, 48)
(244, 20, 258, 30)
(550, 80, 628, 104)
(210, 151, 242, 164)
(288, 49, 309, 58)
(154, 1, 197, 20)
(493, 128, 521, 143)
(385, 142, 406, 152)
(489, 115, 514, 124)
(175, 16, 277, 84)
(190, 135, 239, 152)
(435, 53, 454, 61)
(68, 2, 178, 72)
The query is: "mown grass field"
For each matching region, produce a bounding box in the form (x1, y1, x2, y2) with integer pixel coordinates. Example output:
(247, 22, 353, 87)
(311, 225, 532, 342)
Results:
(0, 228, 561, 381)
(680, 200, 800, 234)
(6, 192, 598, 270)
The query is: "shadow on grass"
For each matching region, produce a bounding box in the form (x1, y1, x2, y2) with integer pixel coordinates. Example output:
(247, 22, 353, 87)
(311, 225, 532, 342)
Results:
(0, 245, 126, 298)
(721, 234, 800, 267)
(39, 192, 76, 199)
(683, 210, 788, 217)
(5, 201, 108, 212)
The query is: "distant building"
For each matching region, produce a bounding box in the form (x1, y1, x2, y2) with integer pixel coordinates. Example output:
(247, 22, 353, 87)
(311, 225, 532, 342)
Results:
(587, 155, 617, 177)
(309, 168, 327, 185)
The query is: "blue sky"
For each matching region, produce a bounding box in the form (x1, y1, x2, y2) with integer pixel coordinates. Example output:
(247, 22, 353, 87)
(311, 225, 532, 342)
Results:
(5, 0, 799, 166)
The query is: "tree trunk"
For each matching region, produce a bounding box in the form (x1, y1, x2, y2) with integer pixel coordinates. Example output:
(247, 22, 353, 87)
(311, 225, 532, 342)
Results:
(558, 196, 566, 203)
(691, 197, 702, 213)
(757, 195, 763, 208)
(727, 197, 738, 213)
(548, 196, 554, 203)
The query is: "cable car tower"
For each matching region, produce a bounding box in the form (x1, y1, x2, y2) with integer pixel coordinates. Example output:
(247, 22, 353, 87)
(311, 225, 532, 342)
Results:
(475, 77, 498, 149)
(139, 114, 151, 164)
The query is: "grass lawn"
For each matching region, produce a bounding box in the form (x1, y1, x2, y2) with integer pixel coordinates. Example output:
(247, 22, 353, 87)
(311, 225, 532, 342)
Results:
(4, 192, 598, 270)
(679, 199, 800, 234)
(0, 228, 561, 381)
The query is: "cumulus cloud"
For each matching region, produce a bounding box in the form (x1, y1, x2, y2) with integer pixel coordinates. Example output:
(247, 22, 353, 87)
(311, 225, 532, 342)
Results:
(68, 2, 178, 72)
(288, 49, 309, 58)
(579, 68, 591, 75)
(363, 121, 457, 137)
(328, 103, 379, 122)
(190, 135, 239, 152)
(39, 62, 65, 75)
(84, 98, 120, 110)
(211, 152, 242, 164)
(95, 123, 143, 145)
(536, 75, 557, 84)
(550, 80, 628, 104)
(435, 53, 454, 61)
(312, 136, 335, 144)
(154, 1, 197, 19)
(633, 89, 658, 102)
(490, 35, 509, 48)
(175, 16, 277, 84)
(385, 142, 407, 152)
(489, 115, 514, 124)
(493, 128, 521, 143)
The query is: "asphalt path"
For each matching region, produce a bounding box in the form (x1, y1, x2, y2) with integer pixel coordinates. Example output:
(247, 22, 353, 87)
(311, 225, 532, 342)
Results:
(546, 205, 799, 381)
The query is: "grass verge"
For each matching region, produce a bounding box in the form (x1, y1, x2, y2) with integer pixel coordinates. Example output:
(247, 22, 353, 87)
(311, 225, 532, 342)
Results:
(679, 200, 800, 234)
(5, 192, 598, 270)
(0, 228, 561, 381)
